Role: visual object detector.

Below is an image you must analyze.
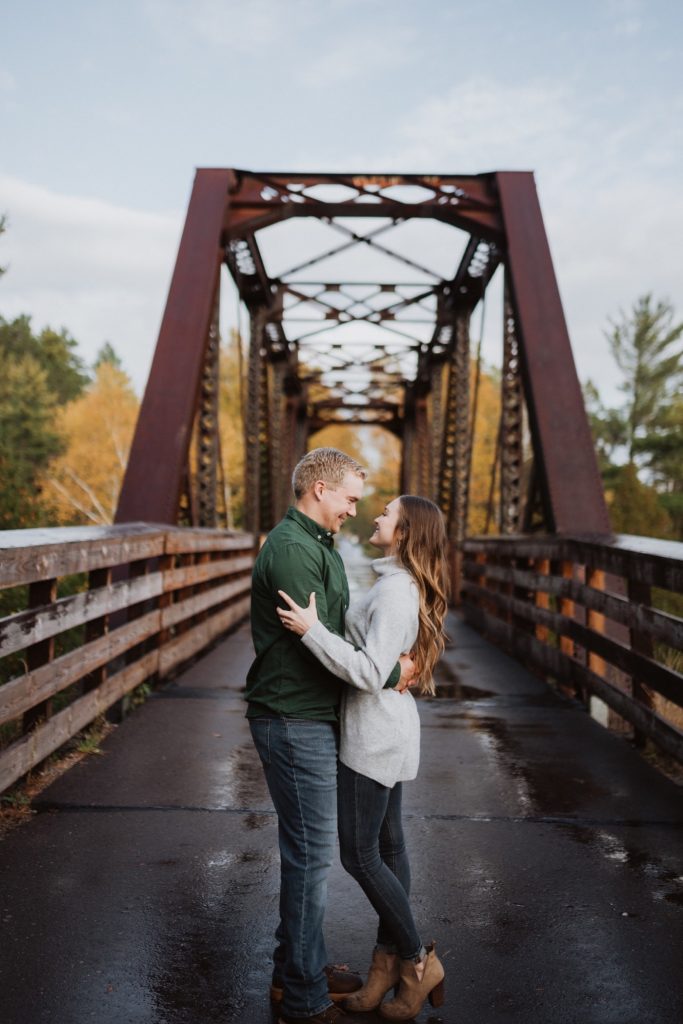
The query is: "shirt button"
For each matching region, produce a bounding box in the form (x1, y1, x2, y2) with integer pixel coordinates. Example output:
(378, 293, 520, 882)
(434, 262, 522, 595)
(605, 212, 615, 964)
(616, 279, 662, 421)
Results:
(317, 535, 321, 540)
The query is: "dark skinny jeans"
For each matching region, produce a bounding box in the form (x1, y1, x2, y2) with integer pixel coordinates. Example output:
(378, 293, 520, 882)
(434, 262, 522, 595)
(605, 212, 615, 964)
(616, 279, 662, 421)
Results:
(337, 760, 422, 959)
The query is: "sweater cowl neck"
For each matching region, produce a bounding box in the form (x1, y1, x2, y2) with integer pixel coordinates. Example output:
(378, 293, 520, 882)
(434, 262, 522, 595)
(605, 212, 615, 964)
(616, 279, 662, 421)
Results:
(371, 555, 406, 578)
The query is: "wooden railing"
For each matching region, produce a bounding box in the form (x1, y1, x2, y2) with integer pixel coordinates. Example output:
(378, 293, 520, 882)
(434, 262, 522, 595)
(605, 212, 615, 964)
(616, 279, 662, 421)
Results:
(461, 533, 683, 763)
(0, 524, 254, 795)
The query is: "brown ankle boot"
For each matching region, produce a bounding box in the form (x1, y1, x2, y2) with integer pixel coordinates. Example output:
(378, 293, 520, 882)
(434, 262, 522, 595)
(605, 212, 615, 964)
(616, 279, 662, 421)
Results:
(342, 947, 400, 1012)
(379, 942, 445, 1020)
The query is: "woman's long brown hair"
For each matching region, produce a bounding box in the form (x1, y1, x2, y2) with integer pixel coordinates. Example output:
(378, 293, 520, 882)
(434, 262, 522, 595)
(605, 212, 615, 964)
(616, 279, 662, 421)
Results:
(394, 495, 450, 695)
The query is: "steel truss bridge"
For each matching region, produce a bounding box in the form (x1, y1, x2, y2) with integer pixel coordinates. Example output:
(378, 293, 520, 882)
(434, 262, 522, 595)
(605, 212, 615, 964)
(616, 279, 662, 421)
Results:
(1, 166, 682, 1023)
(0, 167, 681, 800)
(115, 168, 609, 543)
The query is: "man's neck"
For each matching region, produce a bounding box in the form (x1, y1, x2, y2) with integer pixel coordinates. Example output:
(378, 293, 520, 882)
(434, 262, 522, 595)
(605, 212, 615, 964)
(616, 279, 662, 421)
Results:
(295, 499, 326, 529)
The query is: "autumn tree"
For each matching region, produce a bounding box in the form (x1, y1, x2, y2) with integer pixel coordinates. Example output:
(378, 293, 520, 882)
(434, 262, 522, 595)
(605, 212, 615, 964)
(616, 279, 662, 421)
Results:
(217, 328, 246, 528)
(467, 363, 502, 535)
(45, 358, 139, 524)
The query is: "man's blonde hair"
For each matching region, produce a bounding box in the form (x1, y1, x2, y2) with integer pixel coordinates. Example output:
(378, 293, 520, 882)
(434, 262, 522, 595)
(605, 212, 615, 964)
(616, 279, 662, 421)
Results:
(292, 448, 366, 501)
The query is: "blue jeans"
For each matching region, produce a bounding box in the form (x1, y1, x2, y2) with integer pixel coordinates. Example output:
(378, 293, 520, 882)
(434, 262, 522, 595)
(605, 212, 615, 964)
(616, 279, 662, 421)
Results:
(249, 717, 338, 1017)
(337, 761, 422, 959)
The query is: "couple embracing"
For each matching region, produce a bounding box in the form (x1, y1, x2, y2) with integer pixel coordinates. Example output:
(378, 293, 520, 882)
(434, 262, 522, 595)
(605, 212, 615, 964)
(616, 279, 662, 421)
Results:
(246, 447, 448, 1023)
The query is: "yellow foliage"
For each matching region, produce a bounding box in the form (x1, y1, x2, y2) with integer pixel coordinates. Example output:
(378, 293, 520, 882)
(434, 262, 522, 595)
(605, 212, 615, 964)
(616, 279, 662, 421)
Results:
(44, 363, 139, 525)
(218, 330, 246, 527)
(468, 366, 502, 534)
(309, 423, 368, 466)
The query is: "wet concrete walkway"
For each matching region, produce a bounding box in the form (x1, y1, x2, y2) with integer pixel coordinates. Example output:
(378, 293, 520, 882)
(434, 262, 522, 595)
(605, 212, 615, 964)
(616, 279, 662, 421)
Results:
(1, 614, 682, 1024)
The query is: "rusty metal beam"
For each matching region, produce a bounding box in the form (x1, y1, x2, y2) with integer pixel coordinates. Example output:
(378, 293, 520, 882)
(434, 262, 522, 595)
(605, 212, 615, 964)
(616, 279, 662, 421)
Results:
(224, 233, 274, 314)
(224, 169, 504, 242)
(116, 169, 230, 524)
(496, 172, 610, 536)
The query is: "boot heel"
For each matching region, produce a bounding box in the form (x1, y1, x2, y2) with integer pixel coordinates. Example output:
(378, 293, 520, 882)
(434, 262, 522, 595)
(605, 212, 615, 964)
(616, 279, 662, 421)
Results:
(428, 979, 445, 1008)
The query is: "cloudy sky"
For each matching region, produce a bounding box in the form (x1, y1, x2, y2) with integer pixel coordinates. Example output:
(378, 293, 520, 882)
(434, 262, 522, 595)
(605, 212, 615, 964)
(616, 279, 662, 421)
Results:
(1, 0, 681, 405)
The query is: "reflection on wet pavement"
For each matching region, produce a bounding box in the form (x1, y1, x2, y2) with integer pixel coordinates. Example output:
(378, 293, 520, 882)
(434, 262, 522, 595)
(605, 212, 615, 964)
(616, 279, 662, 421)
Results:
(563, 825, 683, 909)
(430, 657, 496, 700)
(210, 742, 270, 808)
(147, 819, 279, 1024)
(459, 709, 612, 817)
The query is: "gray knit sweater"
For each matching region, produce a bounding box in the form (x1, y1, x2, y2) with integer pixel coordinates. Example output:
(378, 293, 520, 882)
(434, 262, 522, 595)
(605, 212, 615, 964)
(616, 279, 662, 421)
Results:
(301, 556, 421, 788)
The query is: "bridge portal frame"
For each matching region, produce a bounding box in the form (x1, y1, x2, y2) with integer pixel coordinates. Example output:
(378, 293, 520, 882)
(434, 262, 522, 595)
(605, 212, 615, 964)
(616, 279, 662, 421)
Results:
(115, 167, 610, 542)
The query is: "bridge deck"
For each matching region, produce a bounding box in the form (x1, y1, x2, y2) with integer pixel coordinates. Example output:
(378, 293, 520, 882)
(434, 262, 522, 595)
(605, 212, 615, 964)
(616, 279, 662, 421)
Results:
(1, 616, 681, 1024)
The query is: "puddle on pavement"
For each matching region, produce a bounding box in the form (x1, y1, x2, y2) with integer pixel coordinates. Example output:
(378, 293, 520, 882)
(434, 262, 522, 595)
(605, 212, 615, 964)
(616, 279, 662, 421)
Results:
(461, 711, 611, 817)
(429, 660, 496, 701)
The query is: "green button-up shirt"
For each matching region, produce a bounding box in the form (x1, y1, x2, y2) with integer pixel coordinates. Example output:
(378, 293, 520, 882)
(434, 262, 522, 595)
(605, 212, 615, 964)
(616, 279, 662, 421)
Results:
(246, 506, 399, 721)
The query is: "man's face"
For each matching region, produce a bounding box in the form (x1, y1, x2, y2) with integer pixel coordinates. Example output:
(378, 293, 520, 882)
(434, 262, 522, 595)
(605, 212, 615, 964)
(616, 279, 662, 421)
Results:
(317, 471, 364, 533)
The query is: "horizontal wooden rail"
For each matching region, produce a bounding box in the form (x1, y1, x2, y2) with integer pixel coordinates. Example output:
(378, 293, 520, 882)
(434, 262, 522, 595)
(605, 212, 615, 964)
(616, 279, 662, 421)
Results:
(0, 572, 165, 658)
(461, 532, 683, 764)
(0, 523, 254, 795)
(463, 562, 682, 649)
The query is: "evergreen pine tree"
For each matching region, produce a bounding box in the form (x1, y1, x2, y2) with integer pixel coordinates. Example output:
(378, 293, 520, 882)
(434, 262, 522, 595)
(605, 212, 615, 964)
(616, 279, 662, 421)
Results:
(605, 294, 683, 462)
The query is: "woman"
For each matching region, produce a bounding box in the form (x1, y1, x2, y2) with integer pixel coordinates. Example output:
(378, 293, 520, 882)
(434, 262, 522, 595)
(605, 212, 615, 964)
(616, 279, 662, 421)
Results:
(277, 495, 449, 1021)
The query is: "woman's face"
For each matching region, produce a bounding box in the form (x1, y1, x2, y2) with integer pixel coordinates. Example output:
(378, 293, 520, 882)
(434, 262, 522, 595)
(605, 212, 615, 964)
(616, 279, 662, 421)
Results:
(369, 497, 402, 552)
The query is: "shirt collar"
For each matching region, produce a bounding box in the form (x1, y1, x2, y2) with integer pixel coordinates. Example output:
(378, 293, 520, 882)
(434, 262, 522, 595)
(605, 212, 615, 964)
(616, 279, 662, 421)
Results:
(286, 506, 335, 548)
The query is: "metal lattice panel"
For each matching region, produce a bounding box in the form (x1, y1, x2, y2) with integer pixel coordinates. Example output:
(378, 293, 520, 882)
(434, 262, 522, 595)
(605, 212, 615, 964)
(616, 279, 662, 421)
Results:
(429, 360, 446, 503)
(500, 277, 524, 535)
(195, 294, 221, 527)
(269, 359, 289, 523)
(245, 311, 269, 534)
(414, 394, 430, 497)
(438, 313, 471, 543)
(401, 389, 416, 496)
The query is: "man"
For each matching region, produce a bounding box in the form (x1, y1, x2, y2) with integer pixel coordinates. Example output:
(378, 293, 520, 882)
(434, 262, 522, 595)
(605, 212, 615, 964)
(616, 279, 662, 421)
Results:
(246, 448, 412, 1024)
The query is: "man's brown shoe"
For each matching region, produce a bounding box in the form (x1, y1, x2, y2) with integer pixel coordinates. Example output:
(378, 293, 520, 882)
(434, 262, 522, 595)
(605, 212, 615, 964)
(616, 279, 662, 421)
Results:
(277, 1004, 347, 1024)
(270, 964, 363, 1004)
